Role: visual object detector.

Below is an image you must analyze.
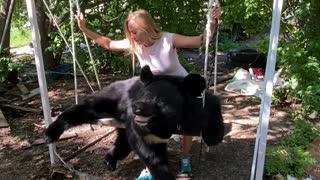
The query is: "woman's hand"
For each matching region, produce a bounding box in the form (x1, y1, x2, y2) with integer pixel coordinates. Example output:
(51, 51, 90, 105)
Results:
(210, 3, 221, 28)
(75, 13, 86, 31)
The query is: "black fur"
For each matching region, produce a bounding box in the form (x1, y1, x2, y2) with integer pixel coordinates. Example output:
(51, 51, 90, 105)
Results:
(45, 65, 224, 180)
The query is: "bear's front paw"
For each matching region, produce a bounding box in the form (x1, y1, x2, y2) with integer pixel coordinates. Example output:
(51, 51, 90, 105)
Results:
(104, 154, 117, 171)
(44, 120, 66, 143)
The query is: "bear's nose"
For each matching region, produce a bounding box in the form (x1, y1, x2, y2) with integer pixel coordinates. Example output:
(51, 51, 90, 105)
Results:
(134, 108, 142, 115)
(133, 102, 153, 116)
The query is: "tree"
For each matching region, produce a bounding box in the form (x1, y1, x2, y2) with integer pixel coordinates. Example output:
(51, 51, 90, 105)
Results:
(11, 0, 70, 69)
(33, 0, 61, 69)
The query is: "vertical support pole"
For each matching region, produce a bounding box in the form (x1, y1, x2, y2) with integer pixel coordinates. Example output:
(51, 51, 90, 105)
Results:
(69, 0, 78, 104)
(250, 0, 283, 179)
(25, 0, 57, 164)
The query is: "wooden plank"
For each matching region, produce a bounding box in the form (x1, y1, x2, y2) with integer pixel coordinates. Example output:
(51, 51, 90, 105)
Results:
(16, 83, 29, 95)
(0, 109, 9, 128)
(21, 88, 40, 100)
(64, 129, 116, 162)
(32, 133, 78, 146)
(1, 104, 41, 113)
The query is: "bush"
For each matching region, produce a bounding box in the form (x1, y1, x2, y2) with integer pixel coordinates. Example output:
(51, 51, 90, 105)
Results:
(272, 87, 289, 107)
(265, 120, 320, 178)
(286, 120, 320, 147)
(265, 145, 316, 178)
(0, 57, 21, 83)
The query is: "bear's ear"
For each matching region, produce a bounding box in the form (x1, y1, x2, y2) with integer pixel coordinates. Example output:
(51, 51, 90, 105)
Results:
(140, 65, 154, 84)
(183, 74, 206, 96)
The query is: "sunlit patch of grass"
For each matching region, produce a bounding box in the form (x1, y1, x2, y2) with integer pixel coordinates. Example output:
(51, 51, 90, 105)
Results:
(10, 27, 31, 48)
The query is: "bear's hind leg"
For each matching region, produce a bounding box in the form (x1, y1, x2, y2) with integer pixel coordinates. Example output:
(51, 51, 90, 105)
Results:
(104, 128, 131, 170)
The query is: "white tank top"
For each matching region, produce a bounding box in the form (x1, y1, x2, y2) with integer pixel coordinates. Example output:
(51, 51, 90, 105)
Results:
(135, 32, 188, 77)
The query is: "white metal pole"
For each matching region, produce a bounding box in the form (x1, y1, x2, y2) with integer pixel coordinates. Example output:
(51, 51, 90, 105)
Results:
(250, 0, 283, 179)
(25, 0, 57, 164)
(69, 0, 78, 104)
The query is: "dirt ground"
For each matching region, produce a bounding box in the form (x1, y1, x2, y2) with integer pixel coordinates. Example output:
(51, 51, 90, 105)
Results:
(0, 58, 294, 180)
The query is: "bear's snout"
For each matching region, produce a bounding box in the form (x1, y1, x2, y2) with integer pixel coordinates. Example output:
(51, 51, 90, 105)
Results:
(132, 102, 155, 126)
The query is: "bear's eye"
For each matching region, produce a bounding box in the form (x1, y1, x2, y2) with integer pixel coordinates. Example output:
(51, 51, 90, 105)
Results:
(155, 98, 174, 113)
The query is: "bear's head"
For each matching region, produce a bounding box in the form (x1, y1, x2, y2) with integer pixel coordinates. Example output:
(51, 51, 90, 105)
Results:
(129, 65, 206, 138)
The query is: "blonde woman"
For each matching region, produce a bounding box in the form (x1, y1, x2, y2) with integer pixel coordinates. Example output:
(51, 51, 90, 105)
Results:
(75, 5, 221, 179)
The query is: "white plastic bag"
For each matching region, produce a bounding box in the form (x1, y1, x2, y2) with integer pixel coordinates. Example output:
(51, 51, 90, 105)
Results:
(225, 68, 263, 96)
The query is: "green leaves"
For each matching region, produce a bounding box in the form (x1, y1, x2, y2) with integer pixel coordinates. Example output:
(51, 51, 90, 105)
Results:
(221, 0, 272, 36)
(265, 146, 316, 178)
(0, 56, 21, 83)
(265, 120, 320, 178)
(273, 0, 320, 117)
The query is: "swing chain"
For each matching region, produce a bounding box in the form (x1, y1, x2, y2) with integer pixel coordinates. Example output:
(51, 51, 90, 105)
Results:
(198, 2, 218, 89)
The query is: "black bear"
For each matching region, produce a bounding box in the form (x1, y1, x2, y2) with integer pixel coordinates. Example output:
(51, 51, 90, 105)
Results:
(45, 65, 224, 180)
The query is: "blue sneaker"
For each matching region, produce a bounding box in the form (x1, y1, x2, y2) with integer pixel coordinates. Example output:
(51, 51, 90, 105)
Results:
(135, 168, 153, 180)
(180, 156, 191, 173)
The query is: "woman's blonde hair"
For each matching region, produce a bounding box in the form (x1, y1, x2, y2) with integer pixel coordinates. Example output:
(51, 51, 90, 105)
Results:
(124, 9, 162, 54)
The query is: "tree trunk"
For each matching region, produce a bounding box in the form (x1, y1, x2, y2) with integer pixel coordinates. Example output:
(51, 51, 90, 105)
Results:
(34, 0, 60, 70)
(0, 0, 14, 56)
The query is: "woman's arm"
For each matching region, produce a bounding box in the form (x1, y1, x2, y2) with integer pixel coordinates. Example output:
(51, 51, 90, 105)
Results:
(75, 13, 130, 51)
(172, 34, 202, 49)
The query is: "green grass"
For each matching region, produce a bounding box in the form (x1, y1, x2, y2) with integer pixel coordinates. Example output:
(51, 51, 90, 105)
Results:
(10, 27, 32, 48)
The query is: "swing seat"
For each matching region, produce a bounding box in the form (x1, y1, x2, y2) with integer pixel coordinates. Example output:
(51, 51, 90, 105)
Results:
(97, 117, 202, 136)
(97, 118, 125, 128)
(97, 117, 223, 146)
